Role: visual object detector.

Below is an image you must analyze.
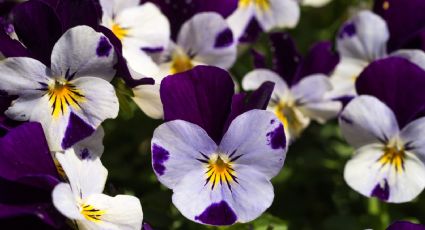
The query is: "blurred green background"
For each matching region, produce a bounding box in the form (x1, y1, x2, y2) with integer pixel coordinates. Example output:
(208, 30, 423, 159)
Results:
(102, 0, 425, 229)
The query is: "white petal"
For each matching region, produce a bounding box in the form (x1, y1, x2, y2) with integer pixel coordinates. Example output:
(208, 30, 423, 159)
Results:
(254, 0, 300, 31)
(82, 194, 143, 230)
(116, 3, 170, 51)
(71, 77, 119, 129)
(178, 12, 237, 69)
(0, 57, 50, 95)
(298, 100, 342, 124)
(99, 0, 139, 19)
(344, 144, 425, 203)
(339, 95, 399, 148)
(337, 10, 389, 61)
(242, 69, 289, 101)
(391, 49, 425, 71)
(400, 118, 425, 163)
(132, 83, 163, 119)
(227, 5, 255, 40)
(56, 149, 108, 199)
(151, 120, 218, 189)
(123, 48, 160, 77)
(52, 182, 84, 220)
(328, 57, 368, 98)
(73, 126, 105, 159)
(302, 0, 332, 7)
(220, 110, 287, 179)
(51, 26, 117, 82)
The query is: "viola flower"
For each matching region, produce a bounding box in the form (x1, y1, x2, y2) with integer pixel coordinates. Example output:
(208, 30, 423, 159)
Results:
(52, 149, 143, 230)
(243, 33, 341, 141)
(227, 0, 300, 40)
(99, 0, 170, 77)
(331, 10, 425, 98)
(0, 25, 119, 151)
(132, 12, 237, 119)
(339, 57, 425, 203)
(151, 66, 286, 226)
(301, 0, 333, 7)
(387, 221, 425, 230)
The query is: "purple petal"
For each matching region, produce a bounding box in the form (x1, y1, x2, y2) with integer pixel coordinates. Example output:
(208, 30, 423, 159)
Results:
(356, 57, 425, 128)
(251, 49, 267, 69)
(12, 0, 62, 66)
(0, 122, 59, 182)
(238, 17, 263, 43)
(387, 221, 425, 230)
(143, 223, 154, 230)
(61, 112, 96, 149)
(224, 81, 274, 133)
(194, 201, 237, 226)
(161, 66, 234, 143)
(269, 32, 302, 86)
(295, 41, 340, 82)
(142, 0, 238, 40)
(373, 0, 425, 52)
(0, 29, 30, 58)
(55, 0, 101, 31)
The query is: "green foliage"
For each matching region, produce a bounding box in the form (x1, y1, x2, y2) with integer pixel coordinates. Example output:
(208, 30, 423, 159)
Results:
(102, 0, 425, 229)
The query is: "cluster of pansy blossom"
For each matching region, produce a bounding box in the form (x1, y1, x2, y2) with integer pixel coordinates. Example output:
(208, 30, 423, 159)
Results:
(1, 0, 425, 229)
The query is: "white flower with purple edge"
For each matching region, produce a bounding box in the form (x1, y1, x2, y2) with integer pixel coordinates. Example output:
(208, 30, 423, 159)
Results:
(0, 25, 119, 151)
(151, 66, 287, 225)
(339, 57, 425, 203)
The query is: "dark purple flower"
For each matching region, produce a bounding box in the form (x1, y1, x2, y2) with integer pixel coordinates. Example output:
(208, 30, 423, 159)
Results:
(356, 57, 425, 128)
(269, 32, 340, 86)
(160, 65, 275, 144)
(387, 221, 425, 230)
(0, 122, 66, 228)
(373, 0, 425, 52)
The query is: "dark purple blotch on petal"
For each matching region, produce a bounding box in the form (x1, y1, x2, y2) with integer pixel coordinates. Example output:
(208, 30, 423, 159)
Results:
(96, 36, 112, 57)
(214, 28, 233, 48)
(152, 144, 170, 176)
(266, 123, 286, 150)
(371, 179, 390, 201)
(195, 201, 237, 226)
(80, 148, 90, 159)
(141, 46, 164, 53)
(387, 221, 425, 230)
(62, 112, 95, 149)
(339, 22, 356, 39)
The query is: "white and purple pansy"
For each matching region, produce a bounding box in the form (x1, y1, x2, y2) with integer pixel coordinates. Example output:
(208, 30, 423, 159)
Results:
(386, 221, 425, 230)
(243, 33, 342, 141)
(52, 149, 143, 230)
(0, 25, 119, 151)
(132, 12, 237, 119)
(227, 0, 300, 40)
(99, 0, 171, 77)
(151, 66, 287, 225)
(339, 57, 425, 203)
(330, 10, 425, 98)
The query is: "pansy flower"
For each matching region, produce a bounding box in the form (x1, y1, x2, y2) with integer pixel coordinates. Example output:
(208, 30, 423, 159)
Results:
(52, 148, 143, 230)
(99, 0, 170, 78)
(340, 57, 425, 203)
(243, 33, 341, 141)
(132, 12, 237, 119)
(227, 0, 300, 40)
(151, 66, 286, 225)
(0, 25, 118, 151)
(331, 10, 425, 98)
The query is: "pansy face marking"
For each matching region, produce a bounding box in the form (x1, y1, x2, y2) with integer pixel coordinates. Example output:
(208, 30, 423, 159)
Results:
(378, 144, 405, 173)
(240, 0, 271, 12)
(80, 204, 106, 223)
(170, 48, 194, 74)
(111, 23, 129, 41)
(46, 79, 85, 118)
(198, 152, 239, 190)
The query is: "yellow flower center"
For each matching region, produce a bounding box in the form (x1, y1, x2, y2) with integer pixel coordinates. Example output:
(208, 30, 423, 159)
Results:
(378, 146, 405, 173)
(47, 80, 85, 119)
(111, 23, 129, 41)
(80, 204, 106, 223)
(239, 0, 271, 11)
(274, 102, 304, 139)
(170, 49, 194, 74)
(200, 154, 238, 190)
